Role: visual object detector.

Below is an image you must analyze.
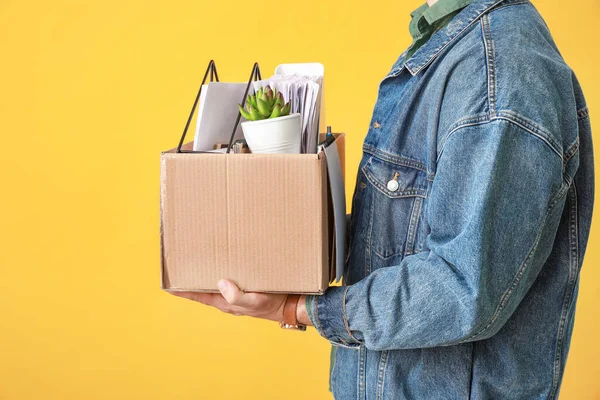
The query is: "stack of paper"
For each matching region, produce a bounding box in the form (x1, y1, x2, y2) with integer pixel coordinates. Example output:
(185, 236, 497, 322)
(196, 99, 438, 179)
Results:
(252, 73, 323, 154)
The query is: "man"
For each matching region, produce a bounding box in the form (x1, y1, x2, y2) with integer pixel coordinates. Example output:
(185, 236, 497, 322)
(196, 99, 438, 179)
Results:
(172, 0, 594, 398)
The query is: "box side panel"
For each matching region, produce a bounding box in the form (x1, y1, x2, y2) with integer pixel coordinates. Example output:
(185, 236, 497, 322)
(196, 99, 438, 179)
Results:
(160, 156, 168, 289)
(226, 154, 327, 293)
(319, 156, 330, 292)
(160, 153, 229, 290)
(326, 171, 335, 285)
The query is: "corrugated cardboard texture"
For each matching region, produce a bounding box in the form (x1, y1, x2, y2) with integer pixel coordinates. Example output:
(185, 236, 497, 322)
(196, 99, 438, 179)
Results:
(160, 137, 344, 293)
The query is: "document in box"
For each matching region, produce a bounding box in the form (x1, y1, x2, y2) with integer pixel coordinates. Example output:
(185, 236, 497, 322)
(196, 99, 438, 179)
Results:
(323, 140, 346, 282)
(193, 82, 248, 151)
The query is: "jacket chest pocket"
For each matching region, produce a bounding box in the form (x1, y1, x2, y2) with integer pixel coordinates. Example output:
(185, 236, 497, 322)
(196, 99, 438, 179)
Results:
(362, 155, 428, 263)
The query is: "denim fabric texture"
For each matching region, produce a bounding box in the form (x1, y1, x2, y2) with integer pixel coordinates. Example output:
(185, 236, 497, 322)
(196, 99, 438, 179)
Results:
(305, 0, 594, 398)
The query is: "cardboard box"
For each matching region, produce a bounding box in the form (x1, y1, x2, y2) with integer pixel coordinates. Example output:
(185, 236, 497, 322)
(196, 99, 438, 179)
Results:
(160, 133, 345, 294)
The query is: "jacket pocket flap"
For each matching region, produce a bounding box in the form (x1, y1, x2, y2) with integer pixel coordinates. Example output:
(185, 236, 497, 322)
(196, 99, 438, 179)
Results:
(362, 155, 428, 198)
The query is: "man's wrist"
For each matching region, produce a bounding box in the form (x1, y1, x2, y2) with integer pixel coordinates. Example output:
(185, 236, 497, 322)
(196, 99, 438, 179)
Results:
(296, 294, 313, 326)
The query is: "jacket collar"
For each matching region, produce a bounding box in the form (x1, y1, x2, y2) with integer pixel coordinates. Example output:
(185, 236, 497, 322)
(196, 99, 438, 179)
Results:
(386, 0, 525, 77)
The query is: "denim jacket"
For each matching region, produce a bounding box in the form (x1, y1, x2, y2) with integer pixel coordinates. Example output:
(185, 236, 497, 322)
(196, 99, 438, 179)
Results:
(305, 0, 594, 398)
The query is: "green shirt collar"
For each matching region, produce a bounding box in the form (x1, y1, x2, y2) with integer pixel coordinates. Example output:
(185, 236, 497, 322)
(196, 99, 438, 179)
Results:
(409, 0, 474, 39)
(401, 0, 507, 76)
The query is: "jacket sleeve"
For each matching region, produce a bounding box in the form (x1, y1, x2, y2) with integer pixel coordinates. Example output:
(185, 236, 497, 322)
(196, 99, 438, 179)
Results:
(306, 119, 568, 351)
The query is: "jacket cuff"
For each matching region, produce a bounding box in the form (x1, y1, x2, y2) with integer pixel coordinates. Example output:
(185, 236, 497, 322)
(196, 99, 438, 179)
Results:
(306, 286, 362, 348)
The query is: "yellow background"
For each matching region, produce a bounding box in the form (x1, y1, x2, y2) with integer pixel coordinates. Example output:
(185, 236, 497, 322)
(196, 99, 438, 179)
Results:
(1, 0, 598, 398)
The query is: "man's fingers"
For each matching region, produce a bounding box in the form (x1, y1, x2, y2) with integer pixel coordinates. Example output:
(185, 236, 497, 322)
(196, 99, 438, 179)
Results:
(170, 280, 261, 316)
(170, 291, 232, 311)
(170, 291, 215, 304)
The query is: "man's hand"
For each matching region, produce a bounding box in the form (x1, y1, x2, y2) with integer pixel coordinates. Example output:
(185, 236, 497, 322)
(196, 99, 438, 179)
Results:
(170, 279, 312, 326)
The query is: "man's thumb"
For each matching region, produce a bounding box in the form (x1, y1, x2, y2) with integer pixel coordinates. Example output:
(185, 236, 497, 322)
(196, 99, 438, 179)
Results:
(218, 279, 244, 305)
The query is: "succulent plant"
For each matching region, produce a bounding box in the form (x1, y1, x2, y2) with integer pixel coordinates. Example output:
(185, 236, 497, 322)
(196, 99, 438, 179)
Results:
(238, 85, 291, 121)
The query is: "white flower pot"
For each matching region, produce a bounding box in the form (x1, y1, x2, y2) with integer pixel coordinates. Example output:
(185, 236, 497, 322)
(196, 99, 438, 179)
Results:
(241, 113, 302, 154)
